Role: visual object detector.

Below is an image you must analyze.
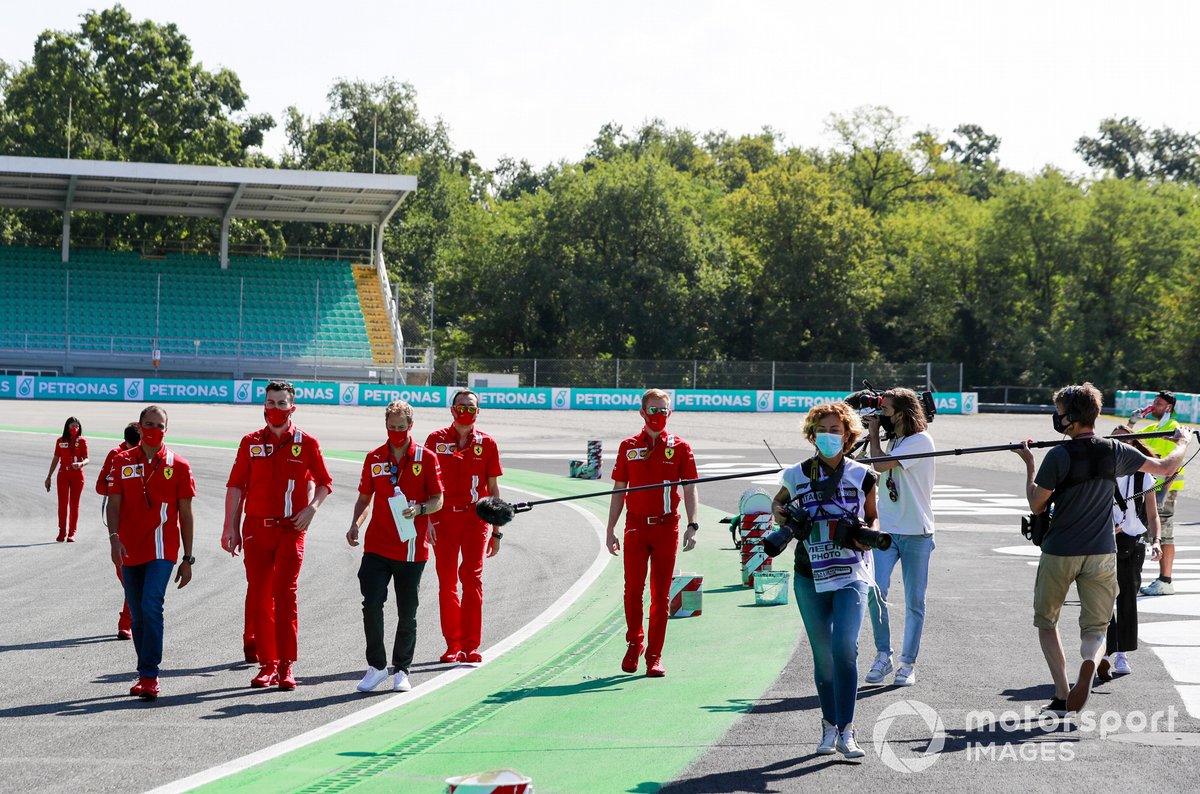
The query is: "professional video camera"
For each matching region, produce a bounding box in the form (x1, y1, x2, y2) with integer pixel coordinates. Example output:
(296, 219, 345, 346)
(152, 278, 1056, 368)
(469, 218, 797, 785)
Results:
(762, 500, 892, 556)
(845, 380, 937, 425)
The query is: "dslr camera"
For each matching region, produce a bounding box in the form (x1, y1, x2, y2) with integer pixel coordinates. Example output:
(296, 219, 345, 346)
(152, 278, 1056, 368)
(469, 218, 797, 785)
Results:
(832, 515, 893, 551)
(762, 500, 892, 555)
(762, 501, 809, 557)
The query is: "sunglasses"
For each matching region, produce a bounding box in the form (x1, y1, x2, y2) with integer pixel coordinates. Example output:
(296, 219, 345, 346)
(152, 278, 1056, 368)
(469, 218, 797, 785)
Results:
(452, 405, 478, 415)
(886, 471, 898, 502)
(645, 406, 672, 416)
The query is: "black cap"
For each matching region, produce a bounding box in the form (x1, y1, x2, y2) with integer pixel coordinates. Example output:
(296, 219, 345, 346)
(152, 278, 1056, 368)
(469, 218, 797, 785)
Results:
(1157, 390, 1177, 407)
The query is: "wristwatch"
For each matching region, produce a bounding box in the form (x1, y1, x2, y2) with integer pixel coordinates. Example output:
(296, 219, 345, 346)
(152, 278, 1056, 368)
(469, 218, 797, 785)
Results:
(491, 530, 504, 540)
(180, 555, 196, 565)
(687, 522, 700, 531)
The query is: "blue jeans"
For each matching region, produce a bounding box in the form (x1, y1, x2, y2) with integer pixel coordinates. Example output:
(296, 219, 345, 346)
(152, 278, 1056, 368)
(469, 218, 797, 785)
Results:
(122, 560, 175, 678)
(868, 533, 935, 665)
(794, 576, 868, 729)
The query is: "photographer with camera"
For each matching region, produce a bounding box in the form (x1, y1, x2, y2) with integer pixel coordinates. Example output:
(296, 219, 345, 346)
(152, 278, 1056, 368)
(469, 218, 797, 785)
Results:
(769, 402, 883, 759)
(862, 388, 936, 688)
(1013, 383, 1190, 715)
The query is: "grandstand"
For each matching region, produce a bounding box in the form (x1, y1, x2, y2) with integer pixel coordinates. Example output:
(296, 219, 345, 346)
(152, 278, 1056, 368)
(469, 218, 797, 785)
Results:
(0, 156, 428, 382)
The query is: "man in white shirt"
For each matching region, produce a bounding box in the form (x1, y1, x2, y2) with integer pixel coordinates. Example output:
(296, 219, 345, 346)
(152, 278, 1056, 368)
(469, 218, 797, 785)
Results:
(863, 388, 936, 687)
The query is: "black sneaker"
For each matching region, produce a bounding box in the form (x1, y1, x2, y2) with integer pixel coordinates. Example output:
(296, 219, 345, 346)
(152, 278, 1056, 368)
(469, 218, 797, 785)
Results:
(1043, 698, 1068, 717)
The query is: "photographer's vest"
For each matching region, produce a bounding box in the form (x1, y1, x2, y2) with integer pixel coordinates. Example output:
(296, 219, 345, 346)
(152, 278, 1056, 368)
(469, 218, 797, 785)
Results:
(788, 456, 873, 593)
(1143, 413, 1185, 492)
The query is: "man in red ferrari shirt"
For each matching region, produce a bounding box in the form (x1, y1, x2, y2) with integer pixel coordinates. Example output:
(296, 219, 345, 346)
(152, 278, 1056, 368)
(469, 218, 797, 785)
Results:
(347, 400, 444, 693)
(97, 422, 141, 640)
(106, 406, 196, 700)
(606, 388, 699, 678)
(425, 389, 503, 664)
(222, 380, 333, 690)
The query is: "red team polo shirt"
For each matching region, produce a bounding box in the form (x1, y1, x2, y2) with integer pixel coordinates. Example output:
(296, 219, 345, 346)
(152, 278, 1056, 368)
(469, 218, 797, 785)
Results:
(424, 427, 503, 508)
(358, 442, 443, 562)
(106, 445, 197, 566)
(612, 430, 698, 518)
(96, 442, 134, 495)
(226, 422, 333, 518)
(54, 437, 88, 473)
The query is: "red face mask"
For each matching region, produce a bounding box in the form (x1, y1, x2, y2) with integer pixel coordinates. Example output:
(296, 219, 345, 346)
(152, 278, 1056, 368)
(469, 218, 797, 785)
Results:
(453, 406, 478, 426)
(264, 406, 293, 427)
(140, 426, 165, 447)
(387, 429, 409, 447)
(645, 413, 668, 433)
(67, 426, 80, 437)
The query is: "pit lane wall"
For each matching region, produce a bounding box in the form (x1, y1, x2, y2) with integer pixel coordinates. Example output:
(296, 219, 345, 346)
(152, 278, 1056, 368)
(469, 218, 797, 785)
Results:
(0, 376, 983, 414)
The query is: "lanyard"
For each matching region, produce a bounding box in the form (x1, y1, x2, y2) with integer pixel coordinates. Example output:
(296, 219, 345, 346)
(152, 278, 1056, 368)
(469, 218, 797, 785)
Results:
(138, 447, 165, 508)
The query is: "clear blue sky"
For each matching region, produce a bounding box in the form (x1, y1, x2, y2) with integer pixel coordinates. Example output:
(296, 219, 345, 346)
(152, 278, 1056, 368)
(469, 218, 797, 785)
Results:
(4, 1, 1199, 175)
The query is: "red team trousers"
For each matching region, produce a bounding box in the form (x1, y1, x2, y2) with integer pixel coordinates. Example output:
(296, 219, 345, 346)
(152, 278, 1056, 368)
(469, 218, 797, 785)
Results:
(434, 510, 489, 652)
(622, 517, 680, 659)
(56, 472, 84, 534)
(243, 517, 305, 664)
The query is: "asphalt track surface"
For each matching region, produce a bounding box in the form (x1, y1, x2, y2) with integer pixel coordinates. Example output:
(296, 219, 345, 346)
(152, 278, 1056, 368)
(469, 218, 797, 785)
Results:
(1, 403, 1198, 792)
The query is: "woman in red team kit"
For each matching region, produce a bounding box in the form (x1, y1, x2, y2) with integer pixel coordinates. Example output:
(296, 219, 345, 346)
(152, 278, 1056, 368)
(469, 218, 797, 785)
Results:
(97, 421, 141, 639)
(45, 416, 89, 542)
(425, 389, 504, 664)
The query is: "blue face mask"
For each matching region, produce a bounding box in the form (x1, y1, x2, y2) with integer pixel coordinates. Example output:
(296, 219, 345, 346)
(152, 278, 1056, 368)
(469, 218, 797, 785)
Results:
(815, 432, 844, 458)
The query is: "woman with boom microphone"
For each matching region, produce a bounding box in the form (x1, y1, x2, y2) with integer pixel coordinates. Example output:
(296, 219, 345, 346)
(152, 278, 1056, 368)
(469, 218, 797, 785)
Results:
(770, 401, 880, 760)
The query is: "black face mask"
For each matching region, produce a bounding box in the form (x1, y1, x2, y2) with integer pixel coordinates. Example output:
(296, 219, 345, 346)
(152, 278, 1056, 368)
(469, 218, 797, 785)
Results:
(1052, 412, 1070, 434)
(879, 415, 896, 435)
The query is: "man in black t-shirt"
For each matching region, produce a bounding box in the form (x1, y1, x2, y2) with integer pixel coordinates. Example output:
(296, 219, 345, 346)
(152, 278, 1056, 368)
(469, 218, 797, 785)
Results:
(1014, 383, 1190, 715)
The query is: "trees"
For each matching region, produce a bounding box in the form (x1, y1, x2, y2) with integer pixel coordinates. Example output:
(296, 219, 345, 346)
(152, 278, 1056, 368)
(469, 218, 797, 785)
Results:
(0, 4, 273, 247)
(1076, 117, 1200, 183)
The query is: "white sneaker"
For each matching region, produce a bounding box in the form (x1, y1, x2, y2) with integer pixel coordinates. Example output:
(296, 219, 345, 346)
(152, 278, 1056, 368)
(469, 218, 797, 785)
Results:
(392, 670, 413, 692)
(836, 726, 866, 759)
(356, 665, 391, 692)
(1113, 652, 1132, 676)
(816, 719, 838, 755)
(865, 652, 893, 684)
(1140, 579, 1174, 596)
(894, 663, 916, 686)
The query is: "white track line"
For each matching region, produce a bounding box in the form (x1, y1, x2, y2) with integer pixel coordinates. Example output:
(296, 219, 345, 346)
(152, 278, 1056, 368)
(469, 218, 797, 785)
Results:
(127, 476, 608, 793)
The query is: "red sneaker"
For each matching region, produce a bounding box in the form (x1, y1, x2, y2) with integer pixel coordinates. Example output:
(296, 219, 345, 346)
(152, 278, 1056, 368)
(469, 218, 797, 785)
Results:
(621, 642, 643, 674)
(129, 678, 146, 697)
(250, 663, 278, 688)
(56, 530, 66, 542)
(117, 628, 133, 640)
(465, 650, 483, 664)
(137, 677, 160, 700)
(278, 661, 297, 691)
(440, 647, 463, 663)
(646, 655, 666, 678)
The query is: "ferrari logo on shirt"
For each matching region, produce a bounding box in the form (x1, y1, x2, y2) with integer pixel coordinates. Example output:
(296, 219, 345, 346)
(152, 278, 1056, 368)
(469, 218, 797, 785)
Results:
(412, 463, 422, 476)
(664, 447, 675, 460)
(291, 444, 302, 457)
(627, 448, 649, 460)
(121, 464, 145, 478)
(474, 444, 483, 456)
(163, 467, 174, 480)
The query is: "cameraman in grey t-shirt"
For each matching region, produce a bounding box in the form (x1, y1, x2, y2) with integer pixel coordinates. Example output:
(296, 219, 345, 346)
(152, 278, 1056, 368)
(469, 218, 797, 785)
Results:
(1014, 383, 1190, 715)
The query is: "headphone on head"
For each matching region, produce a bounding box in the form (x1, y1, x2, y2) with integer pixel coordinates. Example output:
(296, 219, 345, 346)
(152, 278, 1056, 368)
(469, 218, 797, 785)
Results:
(1060, 386, 1083, 424)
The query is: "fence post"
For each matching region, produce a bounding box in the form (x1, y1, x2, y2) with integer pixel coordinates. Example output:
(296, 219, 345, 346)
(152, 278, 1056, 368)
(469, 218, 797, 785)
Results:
(453, 357, 459, 387)
(692, 360, 698, 389)
(926, 362, 932, 392)
(959, 362, 964, 393)
(615, 359, 621, 388)
(849, 361, 855, 391)
(533, 358, 537, 388)
(771, 361, 776, 391)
